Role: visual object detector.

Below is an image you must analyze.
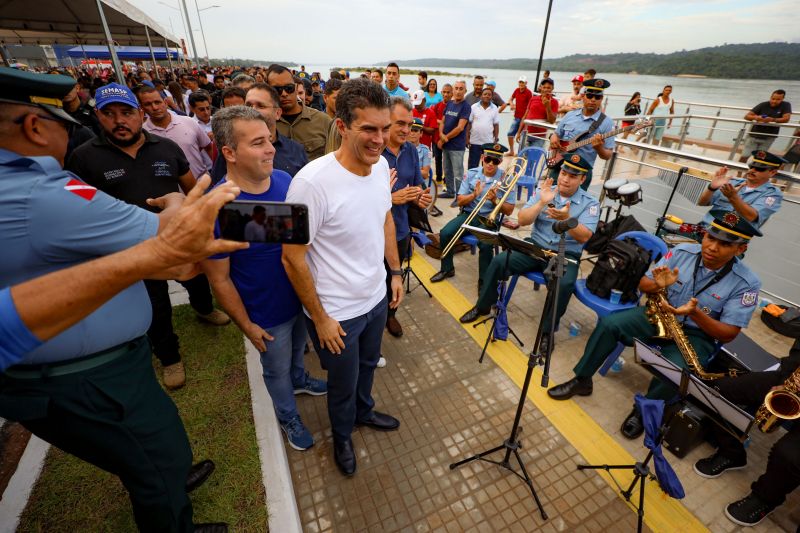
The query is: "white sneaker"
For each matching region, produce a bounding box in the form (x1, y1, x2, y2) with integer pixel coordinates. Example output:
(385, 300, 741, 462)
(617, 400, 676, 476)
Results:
(377, 357, 387, 368)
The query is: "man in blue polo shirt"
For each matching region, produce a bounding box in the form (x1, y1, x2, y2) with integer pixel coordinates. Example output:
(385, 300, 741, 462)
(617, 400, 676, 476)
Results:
(382, 98, 431, 338)
(437, 80, 471, 200)
(203, 106, 326, 452)
(549, 79, 615, 189)
(384, 63, 409, 99)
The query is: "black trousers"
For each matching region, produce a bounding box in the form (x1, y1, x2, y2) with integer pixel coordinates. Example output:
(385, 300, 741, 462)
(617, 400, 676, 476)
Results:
(144, 275, 214, 366)
(0, 337, 194, 532)
(712, 351, 800, 507)
(385, 235, 411, 319)
(432, 144, 444, 182)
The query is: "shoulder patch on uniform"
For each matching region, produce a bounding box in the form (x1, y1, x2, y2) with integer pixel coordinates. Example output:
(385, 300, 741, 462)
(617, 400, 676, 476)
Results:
(64, 178, 97, 201)
(741, 291, 758, 307)
(589, 205, 598, 216)
(765, 196, 776, 207)
(664, 250, 673, 260)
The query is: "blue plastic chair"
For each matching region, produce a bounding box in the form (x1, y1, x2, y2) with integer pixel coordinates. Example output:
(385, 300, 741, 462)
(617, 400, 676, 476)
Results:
(515, 146, 547, 201)
(573, 231, 668, 375)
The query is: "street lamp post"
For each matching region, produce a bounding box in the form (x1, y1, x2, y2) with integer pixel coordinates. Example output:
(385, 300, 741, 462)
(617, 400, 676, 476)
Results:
(194, 2, 220, 64)
(159, 0, 199, 67)
(533, 0, 554, 90)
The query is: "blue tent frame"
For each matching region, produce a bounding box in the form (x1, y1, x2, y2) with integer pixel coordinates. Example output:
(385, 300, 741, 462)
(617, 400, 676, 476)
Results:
(66, 45, 178, 60)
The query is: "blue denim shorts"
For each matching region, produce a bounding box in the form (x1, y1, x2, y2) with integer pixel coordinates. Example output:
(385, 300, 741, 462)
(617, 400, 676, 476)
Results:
(507, 117, 522, 137)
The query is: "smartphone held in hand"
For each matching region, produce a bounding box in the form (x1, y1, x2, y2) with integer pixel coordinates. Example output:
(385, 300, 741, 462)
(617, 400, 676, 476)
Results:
(221, 200, 310, 244)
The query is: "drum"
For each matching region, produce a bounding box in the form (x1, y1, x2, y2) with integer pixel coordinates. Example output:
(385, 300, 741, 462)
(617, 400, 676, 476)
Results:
(603, 178, 628, 200)
(617, 182, 642, 207)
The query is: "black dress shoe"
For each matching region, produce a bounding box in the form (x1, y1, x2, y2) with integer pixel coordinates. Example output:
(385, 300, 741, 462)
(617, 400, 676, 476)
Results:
(356, 411, 400, 431)
(430, 270, 455, 283)
(621, 406, 645, 439)
(194, 523, 228, 533)
(386, 316, 403, 337)
(186, 459, 215, 493)
(438, 192, 455, 199)
(334, 438, 356, 476)
(459, 306, 491, 323)
(547, 376, 593, 400)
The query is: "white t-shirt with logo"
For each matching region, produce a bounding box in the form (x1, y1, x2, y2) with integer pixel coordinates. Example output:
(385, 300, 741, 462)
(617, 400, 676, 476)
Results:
(286, 152, 392, 321)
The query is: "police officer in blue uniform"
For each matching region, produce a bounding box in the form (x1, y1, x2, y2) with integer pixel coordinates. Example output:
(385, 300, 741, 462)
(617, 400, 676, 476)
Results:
(0, 66, 225, 532)
(548, 210, 762, 440)
(459, 153, 600, 350)
(430, 143, 516, 289)
(698, 150, 785, 229)
(548, 79, 615, 190)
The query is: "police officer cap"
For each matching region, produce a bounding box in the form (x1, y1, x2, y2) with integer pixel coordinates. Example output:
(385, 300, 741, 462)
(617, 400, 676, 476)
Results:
(560, 152, 593, 175)
(410, 117, 424, 130)
(0, 66, 80, 125)
(749, 150, 787, 170)
(706, 210, 762, 243)
(582, 78, 610, 94)
(482, 143, 508, 158)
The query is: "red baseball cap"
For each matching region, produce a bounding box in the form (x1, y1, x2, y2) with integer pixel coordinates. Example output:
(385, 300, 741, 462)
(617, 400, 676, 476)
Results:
(571, 75, 584, 83)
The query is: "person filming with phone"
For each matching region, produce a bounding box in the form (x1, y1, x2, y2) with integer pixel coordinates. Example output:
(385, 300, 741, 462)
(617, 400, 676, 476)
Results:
(202, 106, 327, 452)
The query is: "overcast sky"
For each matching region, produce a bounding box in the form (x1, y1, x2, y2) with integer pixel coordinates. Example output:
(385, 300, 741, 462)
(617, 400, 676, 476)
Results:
(137, 0, 799, 64)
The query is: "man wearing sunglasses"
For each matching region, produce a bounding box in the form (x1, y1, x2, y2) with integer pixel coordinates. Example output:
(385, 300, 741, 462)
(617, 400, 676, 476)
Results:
(697, 150, 785, 229)
(0, 67, 227, 532)
(430, 144, 516, 291)
(266, 64, 331, 161)
(548, 78, 615, 190)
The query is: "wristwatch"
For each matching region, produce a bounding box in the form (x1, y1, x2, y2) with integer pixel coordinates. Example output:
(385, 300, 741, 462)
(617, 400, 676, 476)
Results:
(707, 183, 719, 191)
(390, 269, 403, 277)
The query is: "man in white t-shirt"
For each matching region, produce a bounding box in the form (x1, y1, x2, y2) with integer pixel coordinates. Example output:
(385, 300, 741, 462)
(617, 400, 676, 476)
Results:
(283, 78, 403, 477)
(466, 88, 500, 170)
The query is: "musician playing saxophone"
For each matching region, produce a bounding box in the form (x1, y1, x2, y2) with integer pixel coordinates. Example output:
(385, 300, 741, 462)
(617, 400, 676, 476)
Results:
(548, 210, 762, 440)
(430, 143, 515, 289)
(693, 338, 800, 528)
(459, 152, 599, 353)
(547, 79, 615, 190)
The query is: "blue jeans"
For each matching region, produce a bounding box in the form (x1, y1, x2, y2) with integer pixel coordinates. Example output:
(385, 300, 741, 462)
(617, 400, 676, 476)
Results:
(467, 144, 483, 171)
(443, 149, 465, 194)
(306, 297, 388, 442)
(259, 312, 308, 424)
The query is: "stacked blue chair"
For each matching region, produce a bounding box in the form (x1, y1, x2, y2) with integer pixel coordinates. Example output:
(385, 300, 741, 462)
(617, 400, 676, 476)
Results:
(515, 146, 547, 201)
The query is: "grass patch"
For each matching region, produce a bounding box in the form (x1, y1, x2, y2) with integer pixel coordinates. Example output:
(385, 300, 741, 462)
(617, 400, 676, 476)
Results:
(17, 304, 267, 532)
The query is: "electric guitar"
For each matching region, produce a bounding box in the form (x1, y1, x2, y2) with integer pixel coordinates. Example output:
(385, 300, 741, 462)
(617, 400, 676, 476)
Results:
(546, 119, 653, 168)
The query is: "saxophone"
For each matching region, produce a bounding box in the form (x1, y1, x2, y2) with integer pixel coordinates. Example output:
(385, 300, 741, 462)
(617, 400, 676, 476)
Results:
(645, 290, 740, 380)
(754, 366, 800, 432)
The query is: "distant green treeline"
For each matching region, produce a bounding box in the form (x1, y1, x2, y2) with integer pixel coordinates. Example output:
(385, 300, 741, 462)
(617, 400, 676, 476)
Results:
(390, 43, 800, 80)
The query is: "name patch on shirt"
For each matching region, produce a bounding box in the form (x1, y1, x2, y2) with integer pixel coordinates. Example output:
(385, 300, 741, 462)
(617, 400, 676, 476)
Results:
(741, 291, 758, 307)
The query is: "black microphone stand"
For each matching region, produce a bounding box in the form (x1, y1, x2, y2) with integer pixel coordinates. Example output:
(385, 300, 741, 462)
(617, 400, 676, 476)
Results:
(448, 220, 575, 520)
(654, 166, 688, 236)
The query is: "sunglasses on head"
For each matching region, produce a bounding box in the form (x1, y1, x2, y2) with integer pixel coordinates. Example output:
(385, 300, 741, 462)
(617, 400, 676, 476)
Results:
(272, 84, 296, 95)
(484, 156, 501, 165)
(584, 92, 603, 100)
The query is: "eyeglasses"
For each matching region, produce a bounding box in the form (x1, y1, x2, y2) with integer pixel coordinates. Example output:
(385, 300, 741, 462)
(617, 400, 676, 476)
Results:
(584, 93, 603, 100)
(271, 84, 296, 95)
(484, 157, 501, 165)
(13, 112, 76, 136)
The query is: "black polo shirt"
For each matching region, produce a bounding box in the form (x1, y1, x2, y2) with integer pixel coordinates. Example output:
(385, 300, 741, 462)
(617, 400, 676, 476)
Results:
(66, 130, 191, 212)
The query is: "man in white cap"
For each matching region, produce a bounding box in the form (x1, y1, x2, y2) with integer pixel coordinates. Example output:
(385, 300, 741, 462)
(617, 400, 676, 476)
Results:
(410, 89, 437, 149)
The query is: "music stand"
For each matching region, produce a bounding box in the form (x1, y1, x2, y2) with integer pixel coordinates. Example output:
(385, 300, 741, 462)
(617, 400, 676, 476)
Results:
(576, 340, 754, 533)
(405, 205, 434, 297)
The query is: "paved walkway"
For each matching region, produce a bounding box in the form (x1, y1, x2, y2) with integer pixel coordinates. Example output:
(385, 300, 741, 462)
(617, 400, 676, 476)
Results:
(286, 185, 798, 532)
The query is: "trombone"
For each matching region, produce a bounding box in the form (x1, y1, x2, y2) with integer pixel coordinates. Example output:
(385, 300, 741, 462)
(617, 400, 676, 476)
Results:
(440, 156, 528, 258)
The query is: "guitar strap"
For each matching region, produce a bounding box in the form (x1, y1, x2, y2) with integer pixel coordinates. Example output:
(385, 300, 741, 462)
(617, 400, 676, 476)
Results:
(572, 112, 607, 144)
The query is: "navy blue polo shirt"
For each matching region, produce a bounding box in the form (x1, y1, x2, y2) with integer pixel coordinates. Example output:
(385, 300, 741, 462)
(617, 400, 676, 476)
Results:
(442, 100, 472, 151)
(211, 132, 308, 185)
(383, 143, 425, 241)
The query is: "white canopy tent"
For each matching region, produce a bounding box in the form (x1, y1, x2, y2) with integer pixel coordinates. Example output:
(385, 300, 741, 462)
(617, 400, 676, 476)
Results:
(0, 0, 183, 79)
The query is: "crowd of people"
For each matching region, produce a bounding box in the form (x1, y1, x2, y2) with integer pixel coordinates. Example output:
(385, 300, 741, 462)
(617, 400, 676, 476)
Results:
(0, 58, 797, 532)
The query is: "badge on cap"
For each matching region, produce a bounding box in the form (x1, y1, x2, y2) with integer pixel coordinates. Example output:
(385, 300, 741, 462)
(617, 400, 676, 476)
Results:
(494, 144, 501, 151)
(722, 212, 740, 226)
(756, 150, 767, 160)
(571, 154, 580, 163)
(593, 80, 606, 88)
